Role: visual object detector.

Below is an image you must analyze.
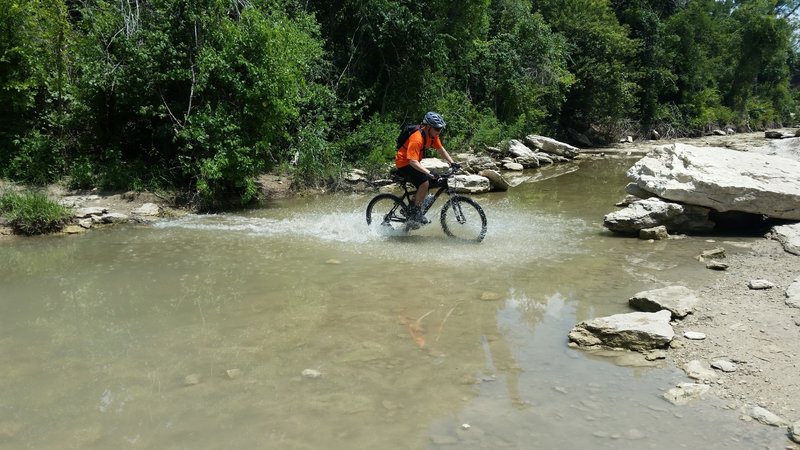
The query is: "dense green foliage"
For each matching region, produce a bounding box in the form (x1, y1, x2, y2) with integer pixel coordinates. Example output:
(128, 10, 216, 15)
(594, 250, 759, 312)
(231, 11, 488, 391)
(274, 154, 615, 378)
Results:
(2, 0, 800, 206)
(0, 190, 71, 235)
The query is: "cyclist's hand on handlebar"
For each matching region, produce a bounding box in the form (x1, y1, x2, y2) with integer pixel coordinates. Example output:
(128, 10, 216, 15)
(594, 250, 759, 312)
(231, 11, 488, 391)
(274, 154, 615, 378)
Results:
(450, 163, 461, 172)
(427, 172, 438, 180)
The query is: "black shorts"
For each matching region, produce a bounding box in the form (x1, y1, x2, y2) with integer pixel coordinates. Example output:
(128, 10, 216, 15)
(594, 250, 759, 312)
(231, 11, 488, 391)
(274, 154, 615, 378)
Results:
(396, 165, 429, 188)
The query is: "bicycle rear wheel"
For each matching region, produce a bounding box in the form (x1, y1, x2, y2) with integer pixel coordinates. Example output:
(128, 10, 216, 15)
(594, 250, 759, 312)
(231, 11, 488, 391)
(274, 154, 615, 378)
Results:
(440, 195, 487, 242)
(366, 193, 409, 233)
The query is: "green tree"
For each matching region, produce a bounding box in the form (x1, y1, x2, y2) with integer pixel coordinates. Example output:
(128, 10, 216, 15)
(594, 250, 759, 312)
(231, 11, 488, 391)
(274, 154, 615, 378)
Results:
(69, 0, 326, 206)
(535, 0, 639, 138)
(727, 0, 793, 125)
(0, 0, 71, 183)
(611, 0, 677, 129)
(465, 0, 572, 134)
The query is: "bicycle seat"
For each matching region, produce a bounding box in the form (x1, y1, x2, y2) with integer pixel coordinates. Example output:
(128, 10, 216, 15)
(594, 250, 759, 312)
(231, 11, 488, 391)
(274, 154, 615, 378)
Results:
(388, 168, 407, 183)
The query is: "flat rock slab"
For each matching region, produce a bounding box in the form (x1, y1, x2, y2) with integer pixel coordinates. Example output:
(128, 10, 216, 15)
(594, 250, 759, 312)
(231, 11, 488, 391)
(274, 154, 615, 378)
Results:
(684, 360, 717, 382)
(568, 310, 674, 352)
(629, 286, 699, 318)
(628, 143, 800, 220)
(603, 198, 714, 234)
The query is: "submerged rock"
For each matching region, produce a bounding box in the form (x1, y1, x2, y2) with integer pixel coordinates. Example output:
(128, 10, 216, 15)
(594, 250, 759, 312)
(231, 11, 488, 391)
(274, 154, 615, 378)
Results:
(301, 369, 322, 379)
(744, 405, 787, 427)
(663, 383, 710, 405)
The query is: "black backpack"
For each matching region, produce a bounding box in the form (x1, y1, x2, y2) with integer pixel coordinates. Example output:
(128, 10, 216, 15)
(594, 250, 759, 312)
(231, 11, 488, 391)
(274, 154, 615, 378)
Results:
(395, 124, 425, 150)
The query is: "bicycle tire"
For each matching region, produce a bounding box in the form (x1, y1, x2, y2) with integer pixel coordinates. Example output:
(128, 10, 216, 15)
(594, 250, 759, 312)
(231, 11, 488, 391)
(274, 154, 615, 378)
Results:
(440, 195, 487, 242)
(366, 193, 409, 233)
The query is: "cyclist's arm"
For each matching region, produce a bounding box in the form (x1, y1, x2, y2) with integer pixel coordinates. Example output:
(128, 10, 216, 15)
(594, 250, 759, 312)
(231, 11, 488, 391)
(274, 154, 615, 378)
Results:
(431, 135, 454, 165)
(434, 147, 455, 165)
(409, 159, 434, 178)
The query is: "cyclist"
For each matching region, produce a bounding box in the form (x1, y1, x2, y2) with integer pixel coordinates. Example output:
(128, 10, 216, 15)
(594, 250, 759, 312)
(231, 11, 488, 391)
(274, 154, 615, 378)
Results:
(395, 111, 460, 224)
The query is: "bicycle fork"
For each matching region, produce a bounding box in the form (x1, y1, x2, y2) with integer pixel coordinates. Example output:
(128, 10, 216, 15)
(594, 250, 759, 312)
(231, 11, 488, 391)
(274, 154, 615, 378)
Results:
(451, 201, 468, 224)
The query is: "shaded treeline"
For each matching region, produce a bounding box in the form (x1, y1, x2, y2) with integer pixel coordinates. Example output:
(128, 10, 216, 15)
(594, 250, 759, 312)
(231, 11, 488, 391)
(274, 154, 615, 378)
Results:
(1, 0, 799, 206)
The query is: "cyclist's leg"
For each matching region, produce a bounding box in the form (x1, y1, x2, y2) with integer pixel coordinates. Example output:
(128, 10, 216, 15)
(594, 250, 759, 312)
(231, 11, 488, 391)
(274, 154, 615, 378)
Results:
(396, 166, 430, 223)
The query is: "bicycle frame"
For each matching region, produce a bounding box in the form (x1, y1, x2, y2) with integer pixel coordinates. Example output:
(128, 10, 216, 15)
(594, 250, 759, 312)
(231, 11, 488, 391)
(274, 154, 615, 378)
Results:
(391, 170, 456, 215)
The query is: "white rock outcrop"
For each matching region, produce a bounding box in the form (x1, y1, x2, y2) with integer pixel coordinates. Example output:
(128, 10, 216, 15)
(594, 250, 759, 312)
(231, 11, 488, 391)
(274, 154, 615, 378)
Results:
(448, 175, 491, 194)
(524, 135, 580, 159)
(627, 143, 800, 220)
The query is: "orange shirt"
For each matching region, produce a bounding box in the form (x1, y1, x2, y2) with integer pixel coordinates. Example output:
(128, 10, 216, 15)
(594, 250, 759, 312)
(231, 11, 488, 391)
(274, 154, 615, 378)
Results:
(395, 129, 443, 168)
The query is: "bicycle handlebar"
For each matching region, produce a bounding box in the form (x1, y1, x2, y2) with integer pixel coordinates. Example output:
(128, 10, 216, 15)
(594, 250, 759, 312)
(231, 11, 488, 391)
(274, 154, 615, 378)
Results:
(435, 166, 461, 179)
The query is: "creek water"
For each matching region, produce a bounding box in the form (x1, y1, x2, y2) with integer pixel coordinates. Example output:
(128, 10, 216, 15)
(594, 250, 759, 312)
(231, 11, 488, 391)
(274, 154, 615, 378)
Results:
(0, 158, 790, 449)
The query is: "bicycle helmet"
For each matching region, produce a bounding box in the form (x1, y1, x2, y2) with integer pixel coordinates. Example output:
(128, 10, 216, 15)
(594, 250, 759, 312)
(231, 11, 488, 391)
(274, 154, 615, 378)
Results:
(422, 111, 446, 130)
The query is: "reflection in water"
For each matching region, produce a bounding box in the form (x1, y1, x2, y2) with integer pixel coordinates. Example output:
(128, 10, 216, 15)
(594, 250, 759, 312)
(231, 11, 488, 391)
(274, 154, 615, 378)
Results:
(0, 159, 788, 449)
(429, 293, 785, 449)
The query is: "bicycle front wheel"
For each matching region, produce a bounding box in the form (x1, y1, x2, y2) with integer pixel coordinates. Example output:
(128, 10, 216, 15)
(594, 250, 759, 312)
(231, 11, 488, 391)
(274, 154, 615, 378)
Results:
(440, 195, 487, 242)
(366, 193, 409, 233)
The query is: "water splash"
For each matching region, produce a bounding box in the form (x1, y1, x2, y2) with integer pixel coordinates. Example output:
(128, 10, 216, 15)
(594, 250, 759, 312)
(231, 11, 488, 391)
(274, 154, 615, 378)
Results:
(153, 198, 593, 267)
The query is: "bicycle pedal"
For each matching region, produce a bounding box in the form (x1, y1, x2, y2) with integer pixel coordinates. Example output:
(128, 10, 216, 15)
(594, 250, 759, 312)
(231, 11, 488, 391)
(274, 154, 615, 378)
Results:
(406, 221, 421, 230)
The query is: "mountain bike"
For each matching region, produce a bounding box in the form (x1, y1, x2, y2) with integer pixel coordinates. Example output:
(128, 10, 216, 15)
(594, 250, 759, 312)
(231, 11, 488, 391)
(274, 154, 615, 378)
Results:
(365, 168, 488, 242)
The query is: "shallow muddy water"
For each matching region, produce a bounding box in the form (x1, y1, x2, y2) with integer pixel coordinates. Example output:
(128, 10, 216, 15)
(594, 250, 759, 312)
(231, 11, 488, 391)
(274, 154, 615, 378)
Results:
(0, 158, 789, 449)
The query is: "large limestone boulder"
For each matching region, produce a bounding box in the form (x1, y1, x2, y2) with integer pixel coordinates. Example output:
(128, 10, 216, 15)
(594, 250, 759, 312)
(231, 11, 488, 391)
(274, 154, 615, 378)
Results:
(568, 310, 674, 352)
(448, 175, 491, 194)
(627, 143, 800, 220)
(508, 139, 537, 158)
(462, 156, 498, 173)
(524, 135, 580, 159)
(421, 158, 452, 173)
(603, 198, 715, 234)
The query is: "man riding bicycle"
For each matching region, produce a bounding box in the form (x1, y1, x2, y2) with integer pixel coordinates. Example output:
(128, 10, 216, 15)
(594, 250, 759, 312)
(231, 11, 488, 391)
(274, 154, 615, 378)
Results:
(395, 111, 460, 224)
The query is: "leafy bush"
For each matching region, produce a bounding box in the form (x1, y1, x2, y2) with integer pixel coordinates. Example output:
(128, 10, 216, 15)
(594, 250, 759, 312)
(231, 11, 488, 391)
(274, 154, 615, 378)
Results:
(291, 122, 342, 188)
(5, 130, 65, 185)
(334, 115, 397, 178)
(0, 190, 71, 235)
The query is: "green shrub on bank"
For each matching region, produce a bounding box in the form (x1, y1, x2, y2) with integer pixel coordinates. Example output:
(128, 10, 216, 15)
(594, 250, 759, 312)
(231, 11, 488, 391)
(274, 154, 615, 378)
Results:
(0, 191, 71, 235)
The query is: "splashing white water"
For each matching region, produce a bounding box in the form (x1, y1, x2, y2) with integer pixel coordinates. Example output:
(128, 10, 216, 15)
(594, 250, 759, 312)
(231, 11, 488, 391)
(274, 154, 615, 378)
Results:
(153, 198, 593, 267)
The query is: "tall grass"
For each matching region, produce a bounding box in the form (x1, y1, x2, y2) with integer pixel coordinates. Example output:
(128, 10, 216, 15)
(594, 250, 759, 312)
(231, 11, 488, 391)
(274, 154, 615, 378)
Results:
(0, 190, 72, 235)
